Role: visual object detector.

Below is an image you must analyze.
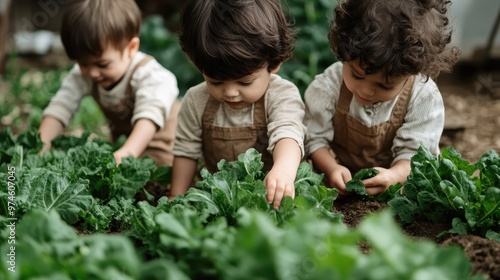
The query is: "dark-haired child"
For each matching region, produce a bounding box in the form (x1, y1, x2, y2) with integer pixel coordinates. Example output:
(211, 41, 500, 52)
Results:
(304, 0, 460, 196)
(170, 0, 306, 209)
(39, 0, 180, 166)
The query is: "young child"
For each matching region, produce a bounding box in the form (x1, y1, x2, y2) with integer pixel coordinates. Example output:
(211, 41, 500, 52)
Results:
(169, 0, 306, 209)
(39, 0, 180, 166)
(304, 0, 460, 196)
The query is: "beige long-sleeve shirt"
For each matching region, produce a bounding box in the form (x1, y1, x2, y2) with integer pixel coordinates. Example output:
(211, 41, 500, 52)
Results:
(174, 74, 306, 161)
(43, 52, 179, 130)
(304, 62, 445, 164)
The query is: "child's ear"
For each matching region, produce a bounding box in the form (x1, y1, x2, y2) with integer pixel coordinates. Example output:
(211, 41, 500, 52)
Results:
(127, 37, 140, 58)
(271, 63, 282, 74)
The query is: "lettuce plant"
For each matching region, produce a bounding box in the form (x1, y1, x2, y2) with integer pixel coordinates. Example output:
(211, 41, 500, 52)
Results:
(389, 146, 500, 240)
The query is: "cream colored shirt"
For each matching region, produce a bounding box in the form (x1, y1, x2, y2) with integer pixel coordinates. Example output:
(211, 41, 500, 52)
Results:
(43, 52, 179, 129)
(304, 62, 445, 164)
(174, 74, 306, 160)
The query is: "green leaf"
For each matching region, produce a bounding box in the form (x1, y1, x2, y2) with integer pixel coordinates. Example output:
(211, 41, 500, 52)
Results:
(184, 188, 220, 215)
(111, 157, 153, 199)
(23, 171, 94, 224)
(238, 148, 265, 180)
(448, 217, 469, 235)
(388, 196, 418, 223)
(294, 162, 323, 188)
(345, 168, 379, 196)
(485, 230, 500, 242)
(17, 209, 78, 242)
(51, 131, 92, 150)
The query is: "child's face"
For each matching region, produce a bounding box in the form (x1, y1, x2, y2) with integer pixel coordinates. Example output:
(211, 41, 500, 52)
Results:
(343, 61, 410, 105)
(203, 66, 279, 110)
(77, 38, 139, 90)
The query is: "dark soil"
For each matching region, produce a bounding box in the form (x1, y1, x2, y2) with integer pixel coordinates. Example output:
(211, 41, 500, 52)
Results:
(334, 196, 500, 280)
(438, 65, 500, 163)
(134, 181, 170, 206)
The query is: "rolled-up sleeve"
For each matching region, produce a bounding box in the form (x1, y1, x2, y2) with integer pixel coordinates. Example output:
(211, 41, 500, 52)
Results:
(130, 62, 179, 129)
(266, 77, 307, 157)
(303, 63, 343, 156)
(42, 65, 89, 127)
(173, 85, 207, 160)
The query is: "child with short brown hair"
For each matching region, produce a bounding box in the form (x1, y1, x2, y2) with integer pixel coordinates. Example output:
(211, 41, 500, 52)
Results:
(39, 0, 180, 166)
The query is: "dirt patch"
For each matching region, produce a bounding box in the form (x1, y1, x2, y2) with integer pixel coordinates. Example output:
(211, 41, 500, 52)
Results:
(134, 181, 170, 206)
(334, 196, 500, 280)
(442, 235, 500, 280)
(438, 67, 500, 162)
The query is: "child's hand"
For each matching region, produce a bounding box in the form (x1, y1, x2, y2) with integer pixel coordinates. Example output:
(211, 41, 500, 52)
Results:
(362, 167, 396, 196)
(113, 148, 134, 165)
(264, 168, 296, 210)
(39, 143, 51, 157)
(326, 165, 352, 196)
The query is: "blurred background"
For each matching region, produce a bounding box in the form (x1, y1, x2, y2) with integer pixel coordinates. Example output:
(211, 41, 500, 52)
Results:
(0, 0, 499, 161)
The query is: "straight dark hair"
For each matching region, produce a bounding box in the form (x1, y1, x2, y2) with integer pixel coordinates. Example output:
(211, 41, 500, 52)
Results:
(179, 0, 295, 80)
(61, 0, 142, 61)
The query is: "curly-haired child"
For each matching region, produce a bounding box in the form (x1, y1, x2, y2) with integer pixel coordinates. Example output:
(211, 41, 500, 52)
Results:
(304, 0, 460, 196)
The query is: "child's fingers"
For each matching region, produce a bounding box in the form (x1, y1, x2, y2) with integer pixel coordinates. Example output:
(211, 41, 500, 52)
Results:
(273, 183, 295, 209)
(366, 186, 385, 196)
(266, 179, 276, 204)
(272, 183, 286, 209)
(363, 177, 376, 188)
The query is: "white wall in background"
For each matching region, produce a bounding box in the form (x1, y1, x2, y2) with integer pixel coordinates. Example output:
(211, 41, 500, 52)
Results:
(449, 0, 500, 61)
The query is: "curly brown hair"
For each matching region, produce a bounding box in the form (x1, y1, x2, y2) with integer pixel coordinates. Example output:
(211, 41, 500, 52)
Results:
(329, 0, 460, 80)
(179, 0, 295, 80)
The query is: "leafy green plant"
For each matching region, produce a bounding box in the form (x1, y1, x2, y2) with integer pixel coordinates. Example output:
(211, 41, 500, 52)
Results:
(0, 210, 150, 280)
(345, 168, 380, 195)
(344, 168, 401, 202)
(0, 129, 489, 279)
(279, 0, 339, 95)
(3, 207, 482, 280)
(0, 58, 106, 135)
(0, 128, 162, 233)
(388, 146, 500, 240)
(131, 204, 483, 280)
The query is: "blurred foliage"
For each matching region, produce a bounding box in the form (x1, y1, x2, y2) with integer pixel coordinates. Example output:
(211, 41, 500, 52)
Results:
(280, 0, 339, 95)
(139, 16, 203, 97)
(0, 57, 107, 137)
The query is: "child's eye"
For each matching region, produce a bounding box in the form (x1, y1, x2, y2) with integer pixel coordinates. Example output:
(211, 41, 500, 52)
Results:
(380, 84, 394, 91)
(351, 72, 363, 80)
(238, 81, 253, 86)
(209, 81, 223, 86)
(98, 63, 110, 68)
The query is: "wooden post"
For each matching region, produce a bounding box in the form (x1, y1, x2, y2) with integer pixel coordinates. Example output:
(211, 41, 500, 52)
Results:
(0, 0, 11, 75)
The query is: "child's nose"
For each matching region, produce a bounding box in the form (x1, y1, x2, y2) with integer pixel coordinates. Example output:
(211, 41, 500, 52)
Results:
(223, 87, 239, 97)
(88, 67, 100, 78)
(360, 87, 375, 96)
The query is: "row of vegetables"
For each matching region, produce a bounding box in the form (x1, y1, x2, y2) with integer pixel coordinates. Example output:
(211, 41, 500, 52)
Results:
(0, 128, 498, 279)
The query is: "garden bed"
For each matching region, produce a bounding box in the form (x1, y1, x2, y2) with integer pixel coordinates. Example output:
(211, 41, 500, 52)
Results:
(335, 196, 500, 279)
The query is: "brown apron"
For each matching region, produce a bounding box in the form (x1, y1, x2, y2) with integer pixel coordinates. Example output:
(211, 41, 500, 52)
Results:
(331, 76, 415, 174)
(201, 95, 273, 173)
(91, 55, 180, 166)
